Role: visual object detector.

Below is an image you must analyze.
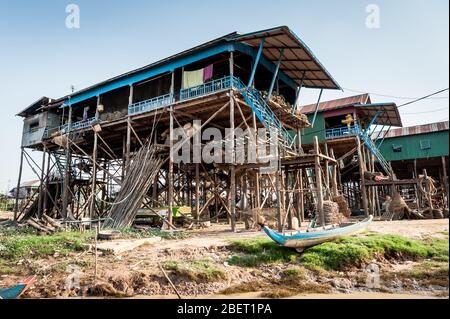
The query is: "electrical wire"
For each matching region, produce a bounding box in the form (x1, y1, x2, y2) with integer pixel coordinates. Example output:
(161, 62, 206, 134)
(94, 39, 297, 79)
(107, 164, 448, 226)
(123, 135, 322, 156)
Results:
(343, 87, 449, 100)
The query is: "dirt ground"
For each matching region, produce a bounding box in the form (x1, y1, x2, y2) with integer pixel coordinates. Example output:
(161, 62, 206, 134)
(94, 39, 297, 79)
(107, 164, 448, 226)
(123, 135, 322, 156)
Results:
(1, 215, 448, 299)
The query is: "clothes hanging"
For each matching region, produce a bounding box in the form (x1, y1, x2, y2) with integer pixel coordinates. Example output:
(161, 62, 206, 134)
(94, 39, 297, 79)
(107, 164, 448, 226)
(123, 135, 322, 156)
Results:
(203, 64, 214, 82)
(183, 69, 204, 89)
(83, 107, 89, 121)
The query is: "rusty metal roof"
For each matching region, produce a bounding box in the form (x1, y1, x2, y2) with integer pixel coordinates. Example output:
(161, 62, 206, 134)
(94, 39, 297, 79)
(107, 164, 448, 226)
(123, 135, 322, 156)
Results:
(300, 93, 371, 114)
(383, 121, 449, 138)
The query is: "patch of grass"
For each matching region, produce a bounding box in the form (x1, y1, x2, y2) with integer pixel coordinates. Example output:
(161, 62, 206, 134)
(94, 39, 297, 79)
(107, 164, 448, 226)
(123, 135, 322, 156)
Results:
(281, 267, 306, 283)
(119, 228, 190, 240)
(228, 238, 299, 267)
(162, 258, 226, 283)
(0, 231, 94, 260)
(300, 234, 449, 271)
(0, 259, 21, 275)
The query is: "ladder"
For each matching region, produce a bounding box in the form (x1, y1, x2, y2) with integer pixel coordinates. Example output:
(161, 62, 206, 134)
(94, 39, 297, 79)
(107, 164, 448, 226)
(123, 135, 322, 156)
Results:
(241, 88, 296, 152)
(358, 128, 394, 177)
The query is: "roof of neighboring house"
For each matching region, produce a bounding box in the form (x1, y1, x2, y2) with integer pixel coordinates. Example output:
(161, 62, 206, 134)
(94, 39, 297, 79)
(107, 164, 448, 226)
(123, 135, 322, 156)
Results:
(20, 180, 40, 188)
(300, 94, 371, 114)
(382, 121, 449, 138)
(18, 26, 340, 117)
(300, 93, 402, 127)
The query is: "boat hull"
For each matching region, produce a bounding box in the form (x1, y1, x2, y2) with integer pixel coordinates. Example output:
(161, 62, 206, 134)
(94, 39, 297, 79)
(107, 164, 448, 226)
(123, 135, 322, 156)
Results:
(263, 216, 373, 249)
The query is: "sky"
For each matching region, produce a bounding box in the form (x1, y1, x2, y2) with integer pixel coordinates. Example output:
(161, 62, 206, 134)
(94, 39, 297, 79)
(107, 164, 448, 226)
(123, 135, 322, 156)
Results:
(0, 0, 448, 192)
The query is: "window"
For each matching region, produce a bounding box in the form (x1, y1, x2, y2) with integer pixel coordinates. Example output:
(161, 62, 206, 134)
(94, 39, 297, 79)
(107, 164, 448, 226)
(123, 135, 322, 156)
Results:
(29, 122, 40, 133)
(392, 144, 402, 153)
(420, 140, 431, 150)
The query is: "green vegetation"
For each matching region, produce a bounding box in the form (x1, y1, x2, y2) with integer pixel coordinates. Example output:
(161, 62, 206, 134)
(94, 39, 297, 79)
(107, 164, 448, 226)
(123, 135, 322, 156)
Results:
(0, 229, 94, 260)
(226, 235, 448, 272)
(300, 234, 449, 271)
(281, 267, 306, 283)
(162, 258, 226, 283)
(119, 228, 190, 240)
(228, 238, 298, 267)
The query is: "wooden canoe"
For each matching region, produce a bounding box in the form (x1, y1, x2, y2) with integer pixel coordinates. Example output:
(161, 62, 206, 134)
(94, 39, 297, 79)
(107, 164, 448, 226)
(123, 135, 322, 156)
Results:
(263, 216, 373, 251)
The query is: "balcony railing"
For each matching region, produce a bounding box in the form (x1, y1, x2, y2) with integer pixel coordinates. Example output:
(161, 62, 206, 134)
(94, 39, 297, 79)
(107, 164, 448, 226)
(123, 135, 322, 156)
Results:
(128, 94, 175, 116)
(180, 75, 244, 101)
(325, 124, 361, 139)
(44, 117, 97, 138)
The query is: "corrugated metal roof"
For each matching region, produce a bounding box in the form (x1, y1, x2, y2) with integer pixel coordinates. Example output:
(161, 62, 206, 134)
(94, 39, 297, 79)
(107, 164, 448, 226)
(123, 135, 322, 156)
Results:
(300, 94, 371, 114)
(233, 26, 340, 90)
(383, 121, 449, 138)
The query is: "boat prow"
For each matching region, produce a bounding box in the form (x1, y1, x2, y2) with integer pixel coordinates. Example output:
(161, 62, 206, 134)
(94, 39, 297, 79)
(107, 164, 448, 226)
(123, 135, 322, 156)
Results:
(263, 216, 373, 250)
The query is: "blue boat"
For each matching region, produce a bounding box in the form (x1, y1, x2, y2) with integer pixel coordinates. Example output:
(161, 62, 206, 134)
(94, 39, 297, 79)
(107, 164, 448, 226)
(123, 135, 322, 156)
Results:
(0, 276, 36, 299)
(263, 216, 373, 252)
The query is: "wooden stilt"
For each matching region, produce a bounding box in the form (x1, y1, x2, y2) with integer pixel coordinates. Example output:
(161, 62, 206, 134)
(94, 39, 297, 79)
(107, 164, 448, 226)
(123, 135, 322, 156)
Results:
(229, 51, 236, 232)
(14, 148, 25, 220)
(37, 149, 46, 218)
(314, 136, 325, 226)
(62, 106, 73, 219)
(356, 135, 369, 216)
(89, 131, 98, 219)
(442, 156, 449, 209)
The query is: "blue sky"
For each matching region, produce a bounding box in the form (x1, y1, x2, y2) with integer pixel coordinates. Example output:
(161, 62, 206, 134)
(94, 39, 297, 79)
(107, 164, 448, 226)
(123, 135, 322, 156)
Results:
(0, 0, 448, 192)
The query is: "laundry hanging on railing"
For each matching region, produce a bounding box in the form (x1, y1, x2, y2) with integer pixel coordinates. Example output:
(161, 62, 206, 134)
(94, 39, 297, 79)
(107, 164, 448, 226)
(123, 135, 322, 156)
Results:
(203, 64, 214, 82)
(183, 64, 214, 89)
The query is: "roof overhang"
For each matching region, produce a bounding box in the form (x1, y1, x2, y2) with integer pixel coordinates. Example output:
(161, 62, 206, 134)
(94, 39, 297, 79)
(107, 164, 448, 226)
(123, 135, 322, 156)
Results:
(16, 97, 53, 117)
(232, 26, 341, 90)
(354, 103, 402, 127)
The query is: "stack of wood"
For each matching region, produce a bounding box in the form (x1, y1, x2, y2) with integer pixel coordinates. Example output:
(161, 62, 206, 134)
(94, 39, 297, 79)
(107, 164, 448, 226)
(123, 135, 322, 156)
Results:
(25, 214, 63, 234)
(332, 195, 352, 218)
(317, 200, 348, 227)
(260, 91, 311, 128)
(102, 140, 164, 229)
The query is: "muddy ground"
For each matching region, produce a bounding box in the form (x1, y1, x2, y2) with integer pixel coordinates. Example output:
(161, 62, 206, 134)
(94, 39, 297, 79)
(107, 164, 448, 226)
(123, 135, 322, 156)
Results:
(0, 216, 448, 299)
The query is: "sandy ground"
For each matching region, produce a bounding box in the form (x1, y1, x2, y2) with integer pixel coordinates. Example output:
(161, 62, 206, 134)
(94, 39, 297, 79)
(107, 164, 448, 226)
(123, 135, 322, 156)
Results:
(1, 214, 448, 299)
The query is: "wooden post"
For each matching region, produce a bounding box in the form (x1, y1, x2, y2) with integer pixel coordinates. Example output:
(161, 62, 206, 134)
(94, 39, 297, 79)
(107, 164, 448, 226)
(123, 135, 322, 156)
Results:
(43, 149, 51, 216)
(89, 131, 98, 219)
(168, 101, 174, 225)
(285, 166, 292, 229)
(442, 156, 449, 209)
(62, 106, 73, 219)
(38, 147, 47, 218)
(356, 135, 369, 216)
(423, 169, 434, 210)
(229, 51, 236, 232)
(324, 143, 330, 200)
(194, 164, 200, 222)
(314, 136, 325, 226)
(125, 118, 131, 175)
(330, 148, 338, 197)
(276, 159, 283, 232)
(413, 159, 421, 208)
(298, 168, 305, 223)
(14, 148, 25, 220)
